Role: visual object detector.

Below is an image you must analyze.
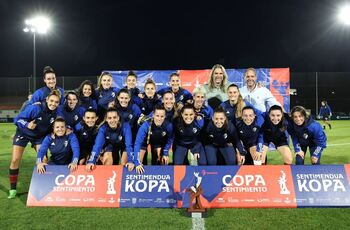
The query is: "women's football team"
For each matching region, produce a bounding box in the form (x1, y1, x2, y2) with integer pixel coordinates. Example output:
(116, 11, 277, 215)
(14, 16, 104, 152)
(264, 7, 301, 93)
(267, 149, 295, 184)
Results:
(7, 66, 327, 199)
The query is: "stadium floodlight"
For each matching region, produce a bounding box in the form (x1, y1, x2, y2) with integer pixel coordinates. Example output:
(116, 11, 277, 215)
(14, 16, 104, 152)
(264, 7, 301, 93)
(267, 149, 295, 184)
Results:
(23, 16, 51, 91)
(338, 5, 350, 26)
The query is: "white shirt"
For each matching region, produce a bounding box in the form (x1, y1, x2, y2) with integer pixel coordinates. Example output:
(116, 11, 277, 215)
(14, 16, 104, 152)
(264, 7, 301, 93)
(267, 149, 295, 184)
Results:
(240, 85, 281, 112)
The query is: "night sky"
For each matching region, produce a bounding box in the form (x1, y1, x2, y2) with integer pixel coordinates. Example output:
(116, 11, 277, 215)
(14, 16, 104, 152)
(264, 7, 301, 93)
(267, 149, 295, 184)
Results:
(1, 0, 350, 77)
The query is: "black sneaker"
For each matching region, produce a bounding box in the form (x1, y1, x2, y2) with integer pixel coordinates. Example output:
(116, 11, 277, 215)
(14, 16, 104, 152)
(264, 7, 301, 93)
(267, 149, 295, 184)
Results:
(329, 124, 332, 129)
(323, 125, 326, 130)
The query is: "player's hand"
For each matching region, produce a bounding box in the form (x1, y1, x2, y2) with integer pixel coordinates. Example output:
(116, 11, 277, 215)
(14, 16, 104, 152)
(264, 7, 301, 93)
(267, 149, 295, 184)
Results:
(126, 162, 135, 171)
(68, 163, 78, 172)
(193, 153, 200, 160)
(85, 163, 95, 172)
(238, 155, 245, 165)
(162, 156, 169, 165)
(37, 162, 47, 174)
(66, 128, 73, 135)
(138, 93, 144, 98)
(311, 156, 319, 164)
(177, 102, 184, 111)
(296, 151, 305, 159)
(27, 120, 37, 130)
(136, 165, 145, 174)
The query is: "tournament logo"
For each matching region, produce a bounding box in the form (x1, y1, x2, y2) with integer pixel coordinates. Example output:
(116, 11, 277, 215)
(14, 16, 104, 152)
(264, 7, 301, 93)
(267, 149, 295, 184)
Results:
(278, 171, 291, 195)
(106, 171, 117, 195)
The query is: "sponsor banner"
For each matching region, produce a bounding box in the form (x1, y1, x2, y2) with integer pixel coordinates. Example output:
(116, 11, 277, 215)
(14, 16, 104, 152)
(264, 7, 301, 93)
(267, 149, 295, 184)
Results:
(27, 165, 350, 208)
(175, 166, 296, 208)
(119, 166, 177, 208)
(107, 68, 290, 112)
(27, 165, 123, 207)
(291, 165, 350, 207)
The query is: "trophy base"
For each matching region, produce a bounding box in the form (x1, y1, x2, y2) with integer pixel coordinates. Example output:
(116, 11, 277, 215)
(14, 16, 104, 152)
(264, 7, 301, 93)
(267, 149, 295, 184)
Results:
(186, 209, 207, 218)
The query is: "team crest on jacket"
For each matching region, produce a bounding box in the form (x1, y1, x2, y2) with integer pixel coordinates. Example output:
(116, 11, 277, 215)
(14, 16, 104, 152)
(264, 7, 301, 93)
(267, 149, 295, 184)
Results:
(193, 128, 198, 133)
(162, 131, 166, 136)
(64, 141, 68, 147)
(253, 127, 257, 132)
(118, 135, 123, 141)
(179, 95, 184, 101)
(82, 132, 87, 136)
(111, 92, 115, 97)
(37, 117, 42, 121)
(50, 117, 55, 123)
(74, 115, 78, 121)
(303, 133, 309, 139)
(128, 114, 133, 120)
(223, 133, 227, 139)
(209, 134, 214, 138)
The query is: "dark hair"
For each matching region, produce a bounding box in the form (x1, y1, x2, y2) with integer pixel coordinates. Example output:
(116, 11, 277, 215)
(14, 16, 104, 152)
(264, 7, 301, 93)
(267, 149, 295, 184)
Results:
(291, 105, 309, 120)
(84, 108, 97, 116)
(227, 83, 239, 90)
(144, 78, 156, 89)
(242, 105, 255, 114)
(77, 80, 95, 99)
(43, 66, 55, 78)
(268, 105, 286, 131)
(146, 105, 167, 145)
(169, 72, 179, 81)
(99, 107, 121, 129)
(53, 117, 66, 124)
(65, 91, 79, 102)
(126, 70, 137, 79)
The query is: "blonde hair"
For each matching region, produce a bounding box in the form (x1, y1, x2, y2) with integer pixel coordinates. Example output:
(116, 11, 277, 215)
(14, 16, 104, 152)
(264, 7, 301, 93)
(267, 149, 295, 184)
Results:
(244, 67, 257, 78)
(208, 64, 228, 91)
(192, 87, 207, 98)
(97, 72, 113, 90)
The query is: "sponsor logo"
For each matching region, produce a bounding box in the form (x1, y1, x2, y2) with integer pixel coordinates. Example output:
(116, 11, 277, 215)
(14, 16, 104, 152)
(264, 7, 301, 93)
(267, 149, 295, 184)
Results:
(296, 174, 346, 192)
(278, 170, 290, 195)
(125, 174, 170, 193)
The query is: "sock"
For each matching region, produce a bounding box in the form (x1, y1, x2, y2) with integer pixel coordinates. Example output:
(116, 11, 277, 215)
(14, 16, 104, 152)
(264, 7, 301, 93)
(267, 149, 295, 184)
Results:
(9, 168, 19, 190)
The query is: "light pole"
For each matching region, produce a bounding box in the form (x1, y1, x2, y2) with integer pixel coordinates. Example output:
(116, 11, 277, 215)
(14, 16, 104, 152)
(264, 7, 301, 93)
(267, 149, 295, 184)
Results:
(23, 16, 51, 92)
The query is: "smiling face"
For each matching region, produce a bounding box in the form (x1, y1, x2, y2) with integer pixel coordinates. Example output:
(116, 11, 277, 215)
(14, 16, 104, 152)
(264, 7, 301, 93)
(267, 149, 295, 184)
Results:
(163, 92, 175, 110)
(126, 75, 137, 89)
(53, 121, 66, 137)
(213, 67, 224, 87)
(46, 95, 60, 111)
(182, 108, 195, 125)
(106, 111, 120, 129)
(101, 74, 113, 90)
(242, 108, 255, 125)
(83, 111, 97, 127)
(213, 112, 226, 128)
(144, 83, 156, 98)
(82, 84, 92, 97)
(269, 109, 283, 125)
(170, 75, 180, 92)
(227, 86, 240, 103)
(117, 92, 130, 108)
(153, 109, 166, 126)
(44, 73, 57, 89)
(193, 92, 205, 109)
(245, 69, 257, 88)
(66, 93, 78, 109)
(292, 111, 305, 126)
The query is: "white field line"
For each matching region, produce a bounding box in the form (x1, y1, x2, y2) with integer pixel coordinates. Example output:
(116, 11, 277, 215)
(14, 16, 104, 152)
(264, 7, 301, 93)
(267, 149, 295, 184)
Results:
(327, 143, 350, 147)
(191, 213, 205, 230)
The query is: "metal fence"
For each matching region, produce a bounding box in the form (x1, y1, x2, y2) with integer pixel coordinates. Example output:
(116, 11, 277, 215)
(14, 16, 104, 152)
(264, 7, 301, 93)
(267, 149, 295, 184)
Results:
(0, 72, 349, 116)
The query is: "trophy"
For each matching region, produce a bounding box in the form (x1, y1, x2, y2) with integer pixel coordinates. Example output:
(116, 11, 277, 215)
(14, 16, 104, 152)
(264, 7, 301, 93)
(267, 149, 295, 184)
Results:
(187, 172, 206, 215)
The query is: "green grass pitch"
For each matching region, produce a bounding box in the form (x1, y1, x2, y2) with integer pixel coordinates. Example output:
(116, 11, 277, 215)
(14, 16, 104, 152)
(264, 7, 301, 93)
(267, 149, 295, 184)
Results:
(1, 121, 350, 229)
